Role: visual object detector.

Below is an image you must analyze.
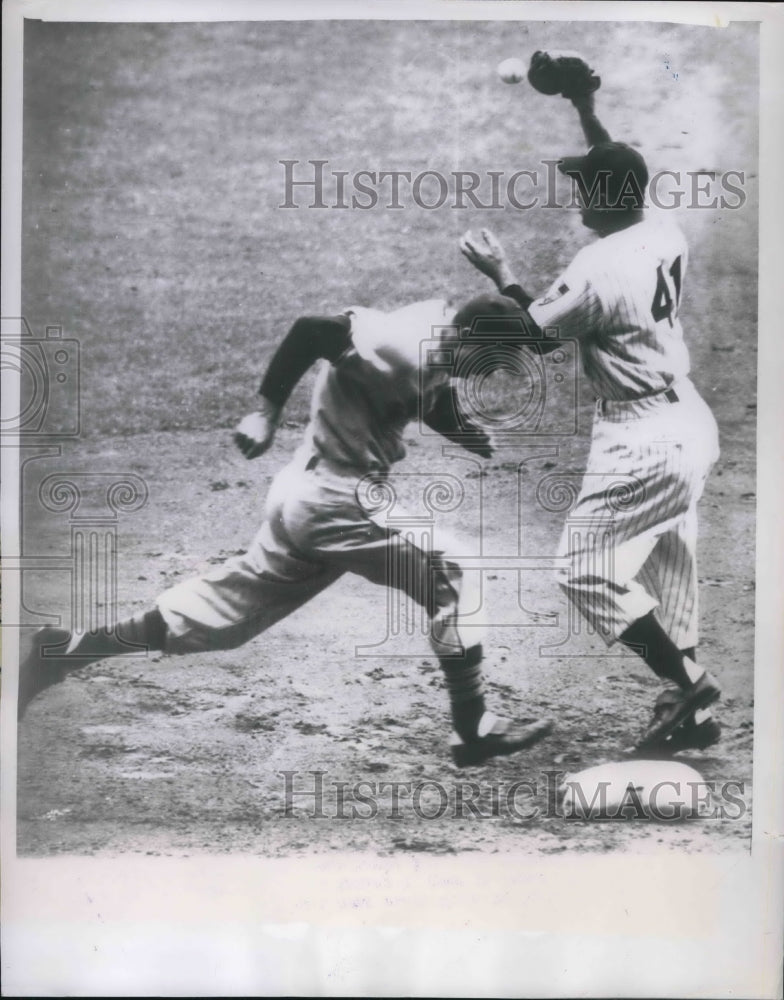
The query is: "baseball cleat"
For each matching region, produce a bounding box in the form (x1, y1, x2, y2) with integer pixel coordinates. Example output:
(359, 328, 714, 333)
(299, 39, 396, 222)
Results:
(450, 713, 553, 768)
(17, 626, 72, 720)
(663, 713, 722, 753)
(632, 707, 722, 757)
(635, 672, 722, 752)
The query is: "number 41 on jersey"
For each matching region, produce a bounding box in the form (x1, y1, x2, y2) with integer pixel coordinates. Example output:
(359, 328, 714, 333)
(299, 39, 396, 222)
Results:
(651, 255, 683, 326)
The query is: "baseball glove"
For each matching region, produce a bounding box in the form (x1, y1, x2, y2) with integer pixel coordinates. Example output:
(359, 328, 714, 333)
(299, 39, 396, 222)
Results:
(527, 50, 600, 100)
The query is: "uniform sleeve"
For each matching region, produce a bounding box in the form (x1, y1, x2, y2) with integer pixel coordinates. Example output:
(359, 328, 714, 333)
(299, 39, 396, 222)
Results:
(258, 315, 352, 407)
(527, 254, 603, 340)
(499, 283, 534, 311)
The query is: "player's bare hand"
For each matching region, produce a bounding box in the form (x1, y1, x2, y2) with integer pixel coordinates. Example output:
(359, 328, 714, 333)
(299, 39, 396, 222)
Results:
(459, 229, 516, 289)
(233, 408, 279, 459)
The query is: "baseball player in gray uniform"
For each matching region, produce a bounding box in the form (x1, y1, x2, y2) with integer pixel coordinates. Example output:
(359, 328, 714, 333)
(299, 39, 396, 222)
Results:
(460, 74, 722, 753)
(18, 294, 552, 767)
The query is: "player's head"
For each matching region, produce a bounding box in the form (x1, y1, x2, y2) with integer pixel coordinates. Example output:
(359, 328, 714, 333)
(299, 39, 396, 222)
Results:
(558, 142, 649, 234)
(451, 294, 527, 337)
(448, 295, 531, 384)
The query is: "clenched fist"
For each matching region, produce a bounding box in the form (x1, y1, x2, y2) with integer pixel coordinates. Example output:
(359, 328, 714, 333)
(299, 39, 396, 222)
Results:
(233, 400, 281, 459)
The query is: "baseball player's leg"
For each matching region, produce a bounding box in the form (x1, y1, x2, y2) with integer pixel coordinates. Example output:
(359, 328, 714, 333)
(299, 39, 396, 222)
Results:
(155, 521, 341, 654)
(558, 530, 720, 751)
(636, 506, 699, 653)
(16, 613, 169, 720)
(284, 480, 551, 764)
(555, 427, 720, 746)
(557, 515, 708, 688)
(420, 544, 552, 766)
(629, 505, 721, 750)
(557, 400, 715, 637)
(18, 555, 338, 719)
(626, 403, 720, 748)
(554, 446, 682, 651)
(17, 467, 339, 718)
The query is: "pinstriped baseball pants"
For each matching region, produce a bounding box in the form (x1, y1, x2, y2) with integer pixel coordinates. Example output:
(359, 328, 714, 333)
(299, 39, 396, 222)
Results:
(156, 449, 484, 658)
(555, 378, 720, 647)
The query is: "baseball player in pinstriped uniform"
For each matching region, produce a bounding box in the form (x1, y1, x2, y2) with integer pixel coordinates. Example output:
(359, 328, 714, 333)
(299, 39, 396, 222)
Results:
(460, 75, 722, 753)
(18, 295, 552, 768)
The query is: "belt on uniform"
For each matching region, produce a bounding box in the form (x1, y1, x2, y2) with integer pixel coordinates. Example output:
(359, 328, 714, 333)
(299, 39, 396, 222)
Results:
(304, 453, 387, 479)
(597, 386, 679, 417)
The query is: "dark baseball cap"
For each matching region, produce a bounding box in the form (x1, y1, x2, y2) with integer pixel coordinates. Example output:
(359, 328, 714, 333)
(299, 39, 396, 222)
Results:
(558, 142, 649, 209)
(451, 293, 526, 334)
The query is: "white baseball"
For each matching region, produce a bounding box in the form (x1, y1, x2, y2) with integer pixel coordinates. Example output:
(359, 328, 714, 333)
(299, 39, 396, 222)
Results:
(497, 57, 526, 85)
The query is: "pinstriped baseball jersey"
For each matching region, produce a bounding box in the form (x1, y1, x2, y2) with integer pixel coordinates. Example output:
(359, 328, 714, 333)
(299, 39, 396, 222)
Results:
(534, 212, 720, 649)
(302, 299, 453, 472)
(528, 216, 690, 401)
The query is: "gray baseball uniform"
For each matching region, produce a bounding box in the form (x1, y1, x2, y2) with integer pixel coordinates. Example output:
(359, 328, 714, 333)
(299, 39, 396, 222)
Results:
(157, 299, 485, 659)
(20, 294, 553, 762)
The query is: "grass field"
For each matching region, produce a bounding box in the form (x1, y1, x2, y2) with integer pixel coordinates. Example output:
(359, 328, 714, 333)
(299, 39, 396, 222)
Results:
(17, 18, 758, 857)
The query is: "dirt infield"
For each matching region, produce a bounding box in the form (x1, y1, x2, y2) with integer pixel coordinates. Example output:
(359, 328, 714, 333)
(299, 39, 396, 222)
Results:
(16, 19, 757, 856)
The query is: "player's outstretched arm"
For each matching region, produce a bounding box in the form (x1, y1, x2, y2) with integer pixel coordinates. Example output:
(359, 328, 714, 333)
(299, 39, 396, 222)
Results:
(570, 91, 611, 148)
(527, 52, 609, 147)
(233, 314, 351, 459)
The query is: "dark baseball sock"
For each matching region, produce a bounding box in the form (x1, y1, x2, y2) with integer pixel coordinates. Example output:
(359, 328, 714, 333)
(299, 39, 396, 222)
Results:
(679, 647, 716, 721)
(440, 643, 486, 741)
(619, 612, 703, 690)
(63, 608, 168, 664)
